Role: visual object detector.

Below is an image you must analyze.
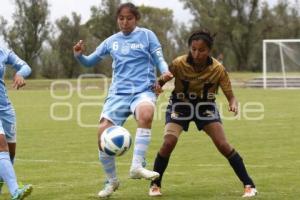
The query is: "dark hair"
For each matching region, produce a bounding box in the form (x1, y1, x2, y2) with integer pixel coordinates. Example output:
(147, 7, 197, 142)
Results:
(116, 3, 141, 20)
(188, 29, 215, 49)
(187, 29, 215, 67)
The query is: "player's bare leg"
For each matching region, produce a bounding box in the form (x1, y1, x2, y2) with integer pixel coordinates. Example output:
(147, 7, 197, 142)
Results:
(8, 143, 16, 162)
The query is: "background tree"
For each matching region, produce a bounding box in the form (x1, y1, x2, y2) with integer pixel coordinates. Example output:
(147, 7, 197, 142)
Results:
(55, 13, 89, 78)
(261, 0, 300, 38)
(180, 0, 300, 71)
(86, 0, 120, 41)
(40, 36, 62, 79)
(83, 0, 121, 76)
(180, 0, 261, 71)
(0, 0, 50, 77)
(173, 23, 192, 56)
(138, 6, 177, 63)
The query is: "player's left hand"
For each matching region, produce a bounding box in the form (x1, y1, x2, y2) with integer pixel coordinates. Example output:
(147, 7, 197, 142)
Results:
(13, 74, 26, 90)
(152, 81, 164, 96)
(229, 98, 238, 116)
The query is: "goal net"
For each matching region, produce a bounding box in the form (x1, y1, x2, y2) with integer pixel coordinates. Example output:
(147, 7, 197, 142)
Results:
(263, 39, 300, 89)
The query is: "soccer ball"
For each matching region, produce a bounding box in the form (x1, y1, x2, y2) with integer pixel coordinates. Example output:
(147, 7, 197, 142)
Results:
(100, 126, 132, 156)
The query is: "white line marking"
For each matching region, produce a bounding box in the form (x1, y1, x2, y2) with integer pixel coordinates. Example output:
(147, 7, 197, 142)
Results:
(15, 158, 291, 168)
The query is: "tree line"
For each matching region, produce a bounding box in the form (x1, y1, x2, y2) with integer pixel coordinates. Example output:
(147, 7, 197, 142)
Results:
(0, 0, 299, 78)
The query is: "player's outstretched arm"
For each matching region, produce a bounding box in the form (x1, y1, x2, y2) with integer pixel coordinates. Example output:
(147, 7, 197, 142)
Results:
(73, 40, 100, 67)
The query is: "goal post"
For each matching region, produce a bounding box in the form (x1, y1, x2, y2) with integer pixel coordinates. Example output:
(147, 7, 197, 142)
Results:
(263, 39, 300, 89)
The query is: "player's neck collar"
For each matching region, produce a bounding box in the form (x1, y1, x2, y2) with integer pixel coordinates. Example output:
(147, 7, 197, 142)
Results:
(121, 26, 139, 36)
(187, 55, 213, 71)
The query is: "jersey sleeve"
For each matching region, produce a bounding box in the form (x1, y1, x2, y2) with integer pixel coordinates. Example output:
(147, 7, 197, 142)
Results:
(75, 39, 110, 68)
(219, 66, 233, 95)
(151, 47, 168, 74)
(75, 52, 101, 68)
(6, 50, 31, 78)
(147, 30, 162, 53)
(95, 38, 110, 59)
(169, 58, 179, 76)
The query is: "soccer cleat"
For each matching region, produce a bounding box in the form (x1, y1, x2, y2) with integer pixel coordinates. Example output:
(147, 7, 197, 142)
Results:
(129, 167, 160, 180)
(0, 181, 3, 194)
(11, 184, 33, 200)
(98, 180, 119, 198)
(149, 184, 162, 196)
(242, 185, 257, 197)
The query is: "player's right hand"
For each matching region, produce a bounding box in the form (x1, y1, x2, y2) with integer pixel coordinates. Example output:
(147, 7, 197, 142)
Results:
(229, 97, 239, 116)
(13, 74, 26, 90)
(73, 40, 84, 56)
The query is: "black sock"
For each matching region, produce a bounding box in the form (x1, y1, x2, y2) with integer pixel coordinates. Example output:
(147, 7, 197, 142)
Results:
(151, 152, 170, 188)
(227, 150, 255, 187)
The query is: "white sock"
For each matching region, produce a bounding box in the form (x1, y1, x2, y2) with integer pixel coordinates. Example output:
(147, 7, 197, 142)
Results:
(131, 128, 151, 169)
(99, 151, 117, 183)
(0, 154, 14, 192)
(0, 152, 18, 195)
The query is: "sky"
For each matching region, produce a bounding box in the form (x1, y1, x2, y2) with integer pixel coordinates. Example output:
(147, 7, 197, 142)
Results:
(0, 0, 194, 25)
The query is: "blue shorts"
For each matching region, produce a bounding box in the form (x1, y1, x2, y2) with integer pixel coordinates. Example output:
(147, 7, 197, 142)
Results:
(100, 91, 157, 126)
(0, 108, 17, 143)
(165, 98, 221, 132)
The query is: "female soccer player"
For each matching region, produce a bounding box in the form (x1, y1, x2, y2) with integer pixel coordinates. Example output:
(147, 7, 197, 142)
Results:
(0, 46, 33, 199)
(73, 3, 173, 198)
(149, 29, 257, 198)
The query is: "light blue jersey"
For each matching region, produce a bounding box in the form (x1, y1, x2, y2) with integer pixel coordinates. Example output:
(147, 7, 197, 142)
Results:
(76, 27, 168, 94)
(0, 47, 31, 111)
(0, 47, 31, 141)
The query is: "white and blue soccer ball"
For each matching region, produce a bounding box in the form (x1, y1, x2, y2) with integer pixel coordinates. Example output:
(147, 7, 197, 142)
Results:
(100, 126, 132, 156)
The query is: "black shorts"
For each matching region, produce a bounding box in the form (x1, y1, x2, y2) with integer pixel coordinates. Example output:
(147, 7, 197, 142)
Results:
(165, 99, 222, 132)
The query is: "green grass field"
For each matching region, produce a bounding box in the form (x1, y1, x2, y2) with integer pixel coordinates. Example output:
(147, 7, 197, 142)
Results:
(1, 76, 300, 200)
